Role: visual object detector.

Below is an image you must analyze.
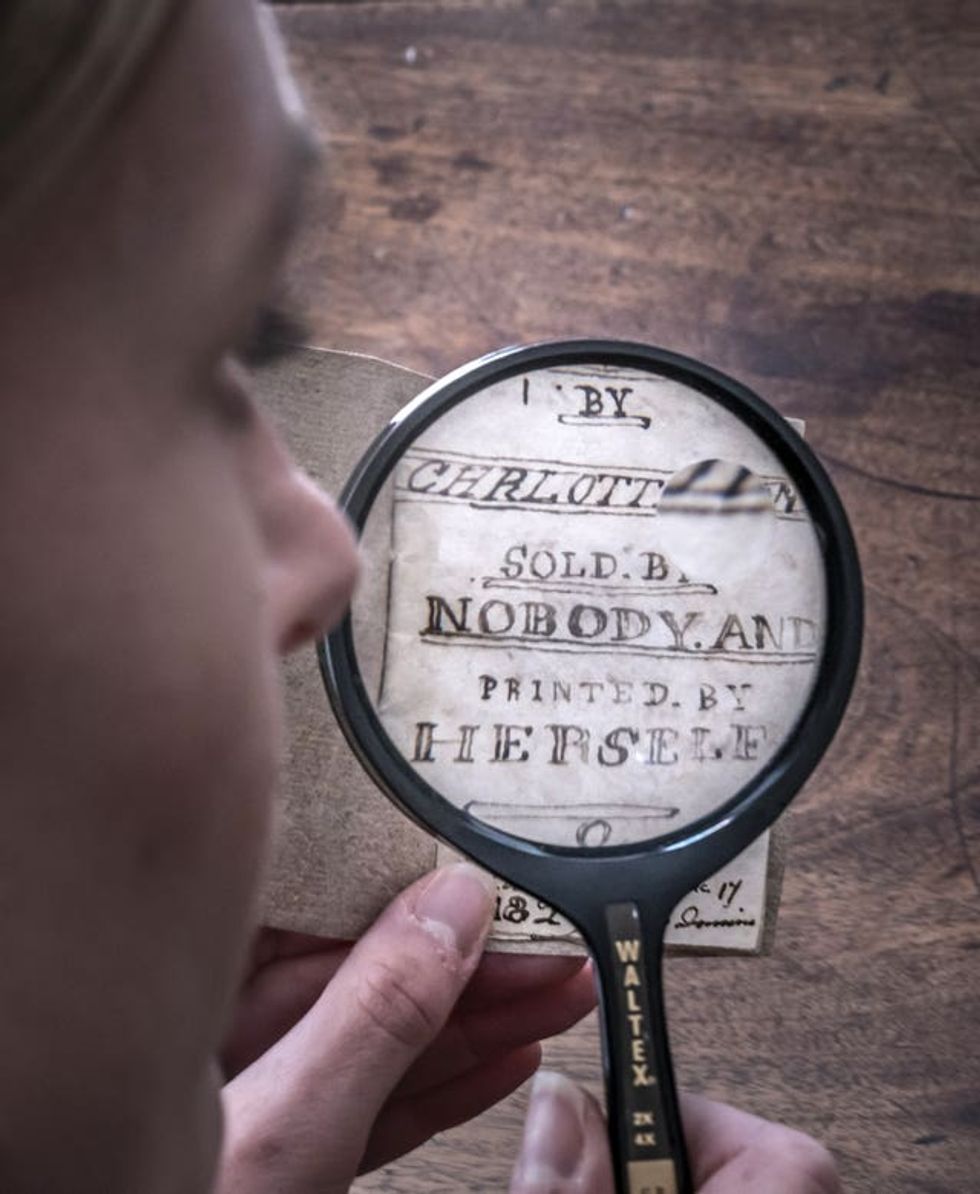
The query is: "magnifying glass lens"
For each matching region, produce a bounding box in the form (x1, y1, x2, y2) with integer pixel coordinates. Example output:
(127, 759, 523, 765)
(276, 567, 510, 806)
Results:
(348, 360, 827, 850)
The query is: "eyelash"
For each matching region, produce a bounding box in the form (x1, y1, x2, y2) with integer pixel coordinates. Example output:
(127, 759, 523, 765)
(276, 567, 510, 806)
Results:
(213, 301, 310, 429)
(238, 301, 311, 368)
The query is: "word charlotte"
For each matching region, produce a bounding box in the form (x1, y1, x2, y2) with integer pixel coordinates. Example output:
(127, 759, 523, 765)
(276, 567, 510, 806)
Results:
(400, 452, 665, 511)
(398, 451, 801, 515)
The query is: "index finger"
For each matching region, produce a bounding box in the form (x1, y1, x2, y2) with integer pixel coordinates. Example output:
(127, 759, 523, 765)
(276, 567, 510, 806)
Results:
(460, 952, 591, 1010)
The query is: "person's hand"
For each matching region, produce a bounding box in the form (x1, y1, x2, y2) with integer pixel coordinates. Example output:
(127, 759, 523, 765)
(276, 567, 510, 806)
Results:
(510, 1072, 841, 1193)
(216, 864, 595, 1193)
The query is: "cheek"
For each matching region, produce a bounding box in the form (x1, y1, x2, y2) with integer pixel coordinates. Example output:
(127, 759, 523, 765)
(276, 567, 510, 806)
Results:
(0, 426, 286, 1189)
(112, 492, 284, 901)
(1, 434, 285, 955)
(128, 604, 282, 884)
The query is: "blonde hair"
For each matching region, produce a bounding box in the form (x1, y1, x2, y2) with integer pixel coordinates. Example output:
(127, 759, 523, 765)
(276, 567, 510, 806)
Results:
(0, 0, 182, 227)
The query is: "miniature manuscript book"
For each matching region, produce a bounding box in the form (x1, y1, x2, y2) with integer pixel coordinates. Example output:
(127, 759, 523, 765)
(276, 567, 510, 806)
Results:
(257, 347, 802, 955)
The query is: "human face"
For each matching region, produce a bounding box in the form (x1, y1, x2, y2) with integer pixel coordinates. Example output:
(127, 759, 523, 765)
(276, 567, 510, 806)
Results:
(0, 1, 357, 1190)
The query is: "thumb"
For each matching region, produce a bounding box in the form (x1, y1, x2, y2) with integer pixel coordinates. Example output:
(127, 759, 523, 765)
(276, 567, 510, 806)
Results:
(510, 1071, 615, 1193)
(220, 863, 496, 1193)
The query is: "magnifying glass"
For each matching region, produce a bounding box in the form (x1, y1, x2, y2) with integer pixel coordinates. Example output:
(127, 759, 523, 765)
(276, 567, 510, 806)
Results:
(320, 340, 862, 1194)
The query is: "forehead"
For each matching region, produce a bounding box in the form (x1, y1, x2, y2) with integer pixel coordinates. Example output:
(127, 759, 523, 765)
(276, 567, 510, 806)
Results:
(257, 5, 309, 127)
(165, 0, 315, 253)
(90, 0, 319, 323)
(0, 0, 323, 374)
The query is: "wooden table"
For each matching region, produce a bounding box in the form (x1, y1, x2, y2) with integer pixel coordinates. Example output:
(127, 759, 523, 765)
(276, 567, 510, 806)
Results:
(272, 3, 980, 1189)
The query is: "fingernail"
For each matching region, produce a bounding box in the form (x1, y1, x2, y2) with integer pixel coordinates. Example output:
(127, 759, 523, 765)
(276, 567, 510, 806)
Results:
(513, 1070, 586, 1186)
(412, 863, 496, 957)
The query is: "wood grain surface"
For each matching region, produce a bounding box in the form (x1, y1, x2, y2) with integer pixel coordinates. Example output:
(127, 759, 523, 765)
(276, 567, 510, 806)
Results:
(270, 2, 980, 1190)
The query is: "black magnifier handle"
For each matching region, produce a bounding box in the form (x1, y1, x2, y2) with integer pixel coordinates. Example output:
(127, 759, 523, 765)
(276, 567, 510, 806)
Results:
(589, 902, 692, 1194)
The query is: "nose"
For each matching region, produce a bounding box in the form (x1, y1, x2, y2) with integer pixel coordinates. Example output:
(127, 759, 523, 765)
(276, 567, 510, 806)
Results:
(254, 423, 361, 653)
(276, 470, 360, 652)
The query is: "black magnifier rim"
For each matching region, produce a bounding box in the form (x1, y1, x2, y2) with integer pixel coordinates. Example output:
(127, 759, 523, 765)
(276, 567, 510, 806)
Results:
(320, 339, 862, 869)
